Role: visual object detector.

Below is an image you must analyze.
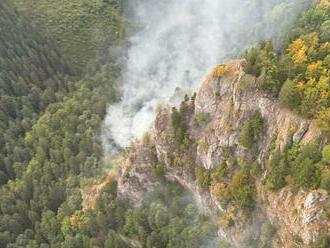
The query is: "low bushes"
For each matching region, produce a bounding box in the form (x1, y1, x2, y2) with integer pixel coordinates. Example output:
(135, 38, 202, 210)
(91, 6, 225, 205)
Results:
(239, 110, 264, 154)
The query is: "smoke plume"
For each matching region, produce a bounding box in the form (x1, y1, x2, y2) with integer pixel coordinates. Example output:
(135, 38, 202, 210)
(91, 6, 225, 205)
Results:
(103, 0, 313, 149)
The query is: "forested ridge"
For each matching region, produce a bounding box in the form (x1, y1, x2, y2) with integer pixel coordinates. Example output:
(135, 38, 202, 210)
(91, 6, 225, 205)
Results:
(0, 0, 73, 183)
(244, 0, 330, 118)
(0, 0, 329, 247)
(0, 1, 218, 247)
(10, 0, 126, 70)
(0, 0, 125, 246)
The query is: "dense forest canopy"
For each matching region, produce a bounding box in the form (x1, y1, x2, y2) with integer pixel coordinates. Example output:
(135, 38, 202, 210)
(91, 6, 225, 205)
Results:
(243, 0, 330, 118)
(10, 0, 125, 70)
(0, 0, 73, 183)
(0, 0, 329, 247)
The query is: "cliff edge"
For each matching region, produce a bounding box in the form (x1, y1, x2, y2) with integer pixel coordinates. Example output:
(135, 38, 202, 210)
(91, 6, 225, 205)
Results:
(116, 60, 329, 247)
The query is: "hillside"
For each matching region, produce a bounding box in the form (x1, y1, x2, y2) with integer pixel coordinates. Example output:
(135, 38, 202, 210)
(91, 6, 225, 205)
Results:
(84, 1, 330, 247)
(10, 0, 125, 70)
(0, 0, 124, 246)
(0, 0, 73, 183)
(0, 0, 329, 248)
(116, 59, 328, 247)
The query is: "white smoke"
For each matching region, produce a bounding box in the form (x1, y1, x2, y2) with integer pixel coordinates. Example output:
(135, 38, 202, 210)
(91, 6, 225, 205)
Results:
(103, 0, 313, 148)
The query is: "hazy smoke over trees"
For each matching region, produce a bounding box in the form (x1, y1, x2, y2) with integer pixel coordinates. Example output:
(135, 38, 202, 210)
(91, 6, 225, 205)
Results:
(103, 0, 312, 149)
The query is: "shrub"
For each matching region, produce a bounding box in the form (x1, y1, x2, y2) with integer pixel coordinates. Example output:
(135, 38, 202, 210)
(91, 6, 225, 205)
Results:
(194, 112, 211, 127)
(142, 133, 151, 146)
(322, 145, 330, 163)
(212, 64, 228, 77)
(292, 158, 321, 189)
(213, 183, 231, 206)
(251, 162, 262, 177)
(153, 164, 166, 181)
(291, 144, 322, 188)
(320, 166, 330, 192)
(230, 169, 255, 209)
(171, 107, 187, 145)
(195, 167, 211, 188)
(316, 108, 330, 138)
(279, 79, 301, 110)
(212, 161, 229, 182)
(239, 110, 264, 153)
(265, 151, 289, 191)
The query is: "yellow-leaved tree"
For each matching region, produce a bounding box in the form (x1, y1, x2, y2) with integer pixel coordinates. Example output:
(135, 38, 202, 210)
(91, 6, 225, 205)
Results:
(287, 38, 308, 64)
(315, 108, 330, 137)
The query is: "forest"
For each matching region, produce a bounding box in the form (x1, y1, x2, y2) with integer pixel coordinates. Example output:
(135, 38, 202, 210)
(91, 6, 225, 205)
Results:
(0, 0, 329, 247)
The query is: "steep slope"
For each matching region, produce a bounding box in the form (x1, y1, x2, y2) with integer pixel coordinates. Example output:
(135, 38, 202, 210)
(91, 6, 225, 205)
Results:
(0, 1, 125, 246)
(0, 0, 73, 182)
(0, 0, 327, 247)
(242, 0, 330, 118)
(114, 3, 330, 246)
(116, 60, 329, 247)
(9, 0, 125, 70)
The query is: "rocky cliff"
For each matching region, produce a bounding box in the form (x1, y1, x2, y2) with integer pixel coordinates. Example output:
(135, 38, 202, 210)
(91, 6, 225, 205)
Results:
(116, 60, 329, 247)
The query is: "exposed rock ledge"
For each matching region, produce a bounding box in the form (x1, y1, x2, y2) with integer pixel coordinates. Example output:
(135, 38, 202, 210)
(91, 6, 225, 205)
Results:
(116, 60, 328, 247)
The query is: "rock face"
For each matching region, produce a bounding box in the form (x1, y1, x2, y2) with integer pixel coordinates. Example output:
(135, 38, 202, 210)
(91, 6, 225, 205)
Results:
(258, 185, 329, 247)
(117, 144, 160, 208)
(194, 60, 320, 170)
(116, 60, 329, 247)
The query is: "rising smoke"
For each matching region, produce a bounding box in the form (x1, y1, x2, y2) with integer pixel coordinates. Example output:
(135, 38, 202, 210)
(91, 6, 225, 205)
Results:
(102, 0, 313, 149)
